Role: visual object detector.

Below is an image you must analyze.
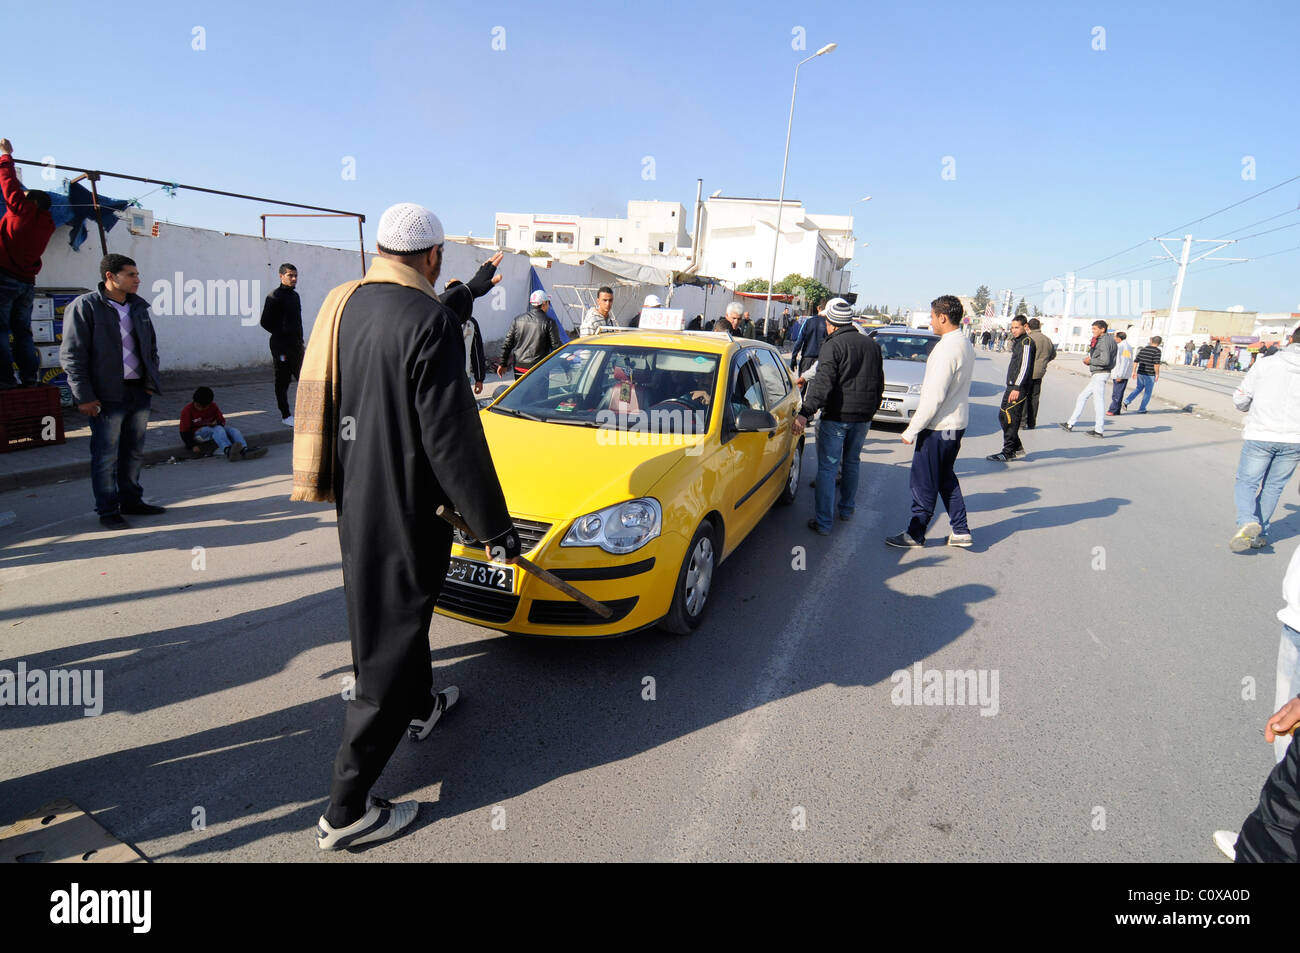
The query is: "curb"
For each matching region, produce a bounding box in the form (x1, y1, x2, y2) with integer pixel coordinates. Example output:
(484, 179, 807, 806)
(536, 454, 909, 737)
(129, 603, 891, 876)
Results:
(0, 427, 294, 494)
(1056, 363, 1242, 431)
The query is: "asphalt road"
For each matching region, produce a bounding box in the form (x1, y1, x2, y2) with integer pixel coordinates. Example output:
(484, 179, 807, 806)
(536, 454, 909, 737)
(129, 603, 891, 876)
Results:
(0, 350, 1285, 862)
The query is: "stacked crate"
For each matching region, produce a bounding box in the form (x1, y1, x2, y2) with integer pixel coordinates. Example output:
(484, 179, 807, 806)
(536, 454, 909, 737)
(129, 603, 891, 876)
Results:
(31, 290, 87, 408)
(0, 385, 64, 452)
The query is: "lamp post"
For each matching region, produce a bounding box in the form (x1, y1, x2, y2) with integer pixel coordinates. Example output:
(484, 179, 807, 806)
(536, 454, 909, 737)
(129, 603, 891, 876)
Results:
(762, 42, 837, 334)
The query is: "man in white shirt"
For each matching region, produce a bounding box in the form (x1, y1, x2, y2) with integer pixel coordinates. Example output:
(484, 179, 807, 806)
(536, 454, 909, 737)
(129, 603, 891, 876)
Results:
(1106, 331, 1134, 415)
(581, 286, 616, 338)
(885, 294, 975, 549)
(1229, 326, 1300, 551)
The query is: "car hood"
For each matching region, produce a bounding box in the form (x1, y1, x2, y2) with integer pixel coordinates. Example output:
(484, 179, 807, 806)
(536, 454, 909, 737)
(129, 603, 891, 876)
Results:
(480, 410, 700, 520)
(881, 358, 928, 386)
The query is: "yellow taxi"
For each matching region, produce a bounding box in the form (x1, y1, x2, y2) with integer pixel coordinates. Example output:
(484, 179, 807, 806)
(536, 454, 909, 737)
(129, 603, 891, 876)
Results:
(435, 329, 803, 636)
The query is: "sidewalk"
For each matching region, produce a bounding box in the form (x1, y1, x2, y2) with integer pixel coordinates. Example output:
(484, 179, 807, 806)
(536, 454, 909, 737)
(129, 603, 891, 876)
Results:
(1052, 360, 1244, 431)
(0, 368, 294, 494)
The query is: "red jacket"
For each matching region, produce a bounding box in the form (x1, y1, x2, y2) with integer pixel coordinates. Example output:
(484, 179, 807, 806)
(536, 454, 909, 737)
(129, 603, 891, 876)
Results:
(0, 155, 56, 283)
(180, 401, 225, 434)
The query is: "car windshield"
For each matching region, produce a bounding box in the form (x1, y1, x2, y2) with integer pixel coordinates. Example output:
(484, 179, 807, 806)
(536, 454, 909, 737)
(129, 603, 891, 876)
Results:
(491, 344, 721, 435)
(876, 335, 938, 363)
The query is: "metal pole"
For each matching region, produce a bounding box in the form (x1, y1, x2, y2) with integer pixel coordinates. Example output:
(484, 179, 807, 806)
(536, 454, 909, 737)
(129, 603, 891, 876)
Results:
(86, 174, 108, 256)
(1060, 272, 1076, 339)
(764, 58, 806, 337)
(357, 217, 367, 276)
(1166, 234, 1193, 332)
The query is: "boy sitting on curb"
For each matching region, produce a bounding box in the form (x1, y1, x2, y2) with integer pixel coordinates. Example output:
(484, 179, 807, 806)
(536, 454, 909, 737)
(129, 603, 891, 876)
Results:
(179, 386, 267, 462)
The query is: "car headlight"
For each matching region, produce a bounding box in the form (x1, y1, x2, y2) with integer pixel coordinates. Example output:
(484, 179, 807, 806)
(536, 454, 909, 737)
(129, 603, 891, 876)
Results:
(907, 382, 923, 395)
(562, 498, 662, 554)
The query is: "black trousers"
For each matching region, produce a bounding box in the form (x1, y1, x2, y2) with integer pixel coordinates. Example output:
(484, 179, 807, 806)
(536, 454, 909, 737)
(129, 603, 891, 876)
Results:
(1235, 735, 1300, 862)
(1108, 379, 1128, 414)
(999, 387, 1026, 455)
(273, 343, 304, 419)
(1025, 378, 1043, 429)
(906, 428, 968, 541)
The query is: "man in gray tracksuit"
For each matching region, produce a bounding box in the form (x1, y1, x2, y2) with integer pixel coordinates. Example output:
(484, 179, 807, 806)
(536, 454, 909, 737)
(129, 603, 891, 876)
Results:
(1061, 320, 1117, 437)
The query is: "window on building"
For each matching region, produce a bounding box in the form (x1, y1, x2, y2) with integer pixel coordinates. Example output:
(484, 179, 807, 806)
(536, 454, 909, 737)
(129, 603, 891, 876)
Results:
(671, 210, 675, 217)
(593, 237, 601, 246)
(731, 262, 736, 269)
(1071, 327, 1081, 336)
(519, 227, 530, 245)
(658, 241, 665, 252)
(557, 231, 574, 244)
(535, 231, 554, 243)
(618, 237, 623, 243)
(495, 227, 508, 247)
(745, 261, 752, 268)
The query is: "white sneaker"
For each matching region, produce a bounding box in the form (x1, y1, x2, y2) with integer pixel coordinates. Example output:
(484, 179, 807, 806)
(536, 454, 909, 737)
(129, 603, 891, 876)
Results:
(316, 796, 418, 851)
(408, 685, 460, 741)
(1212, 829, 1237, 861)
(282, 415, 295, 427)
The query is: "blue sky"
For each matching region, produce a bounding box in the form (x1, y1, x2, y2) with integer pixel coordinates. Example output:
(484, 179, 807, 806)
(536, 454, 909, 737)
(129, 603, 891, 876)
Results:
(17, 0, 1299, 314)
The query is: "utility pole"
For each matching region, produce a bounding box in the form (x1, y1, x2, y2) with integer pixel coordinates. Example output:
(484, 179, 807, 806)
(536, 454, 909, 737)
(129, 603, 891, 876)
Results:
(1060, 272, 1077, 330)
(1153, 234, 1246, 339)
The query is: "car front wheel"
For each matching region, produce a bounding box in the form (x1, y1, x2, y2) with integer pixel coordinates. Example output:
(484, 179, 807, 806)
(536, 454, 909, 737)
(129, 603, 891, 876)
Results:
(660, 520, 716, 635)
(776, 437, 804, 506)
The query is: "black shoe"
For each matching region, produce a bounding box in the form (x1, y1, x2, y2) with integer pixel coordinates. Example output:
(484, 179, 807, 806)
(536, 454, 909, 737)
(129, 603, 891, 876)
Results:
(99, 513, 128, 528)
(120, 502, 166, 515)
(240, 445, 268, 460)
(807, 518, 831, 536)
(1084, 430, 1103, 438)
(1058, 422, 1073, 432)
(885, 532, 923, 548)
(987, 452, 1012, 462)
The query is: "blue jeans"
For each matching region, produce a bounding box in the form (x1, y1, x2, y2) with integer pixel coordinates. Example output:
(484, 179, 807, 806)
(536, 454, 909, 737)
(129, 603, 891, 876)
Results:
(1234, 440, 1300, 535)
(88, 383, 152, 515)
(813, 419, 869, 531)
(0, 272, 38, 386)
(196, 424, 245, 450)
(1124, 373, 1155, 411)
(907, 428, 969, 541)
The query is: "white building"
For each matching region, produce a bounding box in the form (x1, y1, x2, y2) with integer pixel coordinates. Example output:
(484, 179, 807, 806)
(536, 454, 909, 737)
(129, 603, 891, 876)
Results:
(491, 201, 691, 260)
(696, 196, 854, 291)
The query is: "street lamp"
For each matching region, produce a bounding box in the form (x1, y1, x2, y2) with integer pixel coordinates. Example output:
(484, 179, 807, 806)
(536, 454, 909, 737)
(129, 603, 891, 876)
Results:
(763, 41, 837, 333)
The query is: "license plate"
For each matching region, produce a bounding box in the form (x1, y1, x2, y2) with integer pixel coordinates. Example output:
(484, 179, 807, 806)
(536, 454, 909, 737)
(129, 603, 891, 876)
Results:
(446, 557, 515, 593)
(881, 399, 901, 412)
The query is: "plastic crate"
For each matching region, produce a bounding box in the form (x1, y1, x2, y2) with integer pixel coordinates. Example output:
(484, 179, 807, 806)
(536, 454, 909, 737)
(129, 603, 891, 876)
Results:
(0, 385, 65, 452)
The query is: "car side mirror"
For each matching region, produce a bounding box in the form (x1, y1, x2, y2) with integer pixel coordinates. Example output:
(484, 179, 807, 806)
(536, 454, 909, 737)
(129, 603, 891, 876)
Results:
(734, 408, 777, 433)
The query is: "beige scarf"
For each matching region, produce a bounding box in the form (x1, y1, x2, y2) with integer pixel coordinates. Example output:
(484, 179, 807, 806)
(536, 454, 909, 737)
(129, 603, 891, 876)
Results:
(290, 256, 438, 502)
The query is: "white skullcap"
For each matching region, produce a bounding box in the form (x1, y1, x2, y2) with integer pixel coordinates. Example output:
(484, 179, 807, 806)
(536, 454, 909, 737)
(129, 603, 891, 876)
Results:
(529, 289, 550, 306)
(643, 294, 661, 308)
(377, 203, 444, 254)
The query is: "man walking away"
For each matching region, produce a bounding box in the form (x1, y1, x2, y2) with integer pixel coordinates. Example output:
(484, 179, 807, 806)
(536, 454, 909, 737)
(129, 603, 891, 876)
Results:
(1124, 336, 1162, 413)
(0, 138, 56, 388)
(792, 298, 883, 535)
(1228, 326, 1300, 552)
(60, 255, 165, 527)
(260, 263, 304, 426)
(1107, 331, 1134, 415)
(791, 303, 828, 382)
(498, 289, 562, 379)
(581, 285, 617, 338)
(1025, 317, 1055, 429)
(887, 295, 975, 549)
(1199, 341, 1213, 368)
(987, 315, 1034, 462)
(1061, 320, 1115, 437)
(293, 203, 521, 851)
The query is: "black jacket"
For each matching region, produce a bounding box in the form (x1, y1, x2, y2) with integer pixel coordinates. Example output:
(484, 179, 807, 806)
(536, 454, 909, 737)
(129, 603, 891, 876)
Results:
(499, 306, 562, 370)
(1005, 333, 1035, 389)
(801, 325, 884, 423)
(260, 284, 303, 349)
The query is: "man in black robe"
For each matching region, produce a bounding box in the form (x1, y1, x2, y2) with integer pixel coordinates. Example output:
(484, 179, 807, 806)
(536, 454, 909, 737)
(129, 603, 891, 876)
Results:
(315, 203, 520, 851)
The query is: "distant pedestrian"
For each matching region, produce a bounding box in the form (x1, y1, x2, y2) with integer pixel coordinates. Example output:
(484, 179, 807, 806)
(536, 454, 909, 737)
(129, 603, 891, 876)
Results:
(792, 298, 884, 535)
(260, 263, 304, 426)
(581, 285, 617, 338)
(1107, 331, 1134, 415)
(179, 386, 266, 462)
(981, 329, 992, 350)
(1025, 318, 1056, 429)
(790, 303, 827, 383)
(686, 313, 703, 331)
(887, 295, 975, 549)
(1199, 341, 1213, 367)
(1229, 326, 1300, 552)
(1123, 336, 1162, 413)
(0, 138, 56, 389)
(60, 254, 165, 527)
(1060, 320, 1116, 437)
(713, 301, 743, 334)
(498, 289, 562, 379)
(739, 309, 758, 339)
(987, 315, 1034, 462)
